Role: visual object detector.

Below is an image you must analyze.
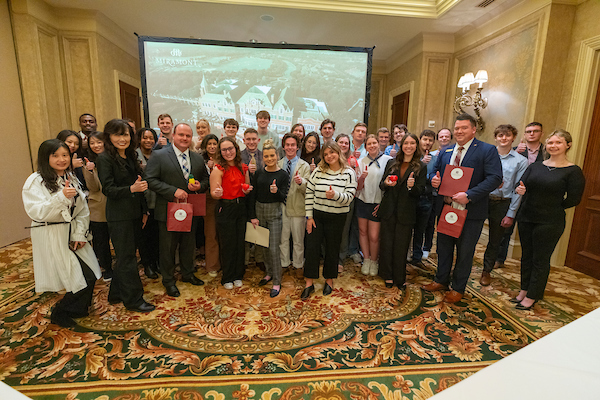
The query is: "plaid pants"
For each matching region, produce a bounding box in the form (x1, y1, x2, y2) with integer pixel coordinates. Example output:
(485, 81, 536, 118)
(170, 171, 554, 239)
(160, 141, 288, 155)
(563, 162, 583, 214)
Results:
(255, 202, 283, 285)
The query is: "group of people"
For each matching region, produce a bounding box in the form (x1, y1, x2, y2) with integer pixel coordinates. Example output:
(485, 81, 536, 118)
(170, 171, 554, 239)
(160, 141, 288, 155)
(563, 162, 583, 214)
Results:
(22, 108, 585, 328)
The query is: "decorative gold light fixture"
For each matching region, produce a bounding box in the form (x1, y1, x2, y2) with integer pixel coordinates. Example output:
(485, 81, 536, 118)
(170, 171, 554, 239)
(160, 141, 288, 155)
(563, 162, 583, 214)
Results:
(454, 70, 488, 132)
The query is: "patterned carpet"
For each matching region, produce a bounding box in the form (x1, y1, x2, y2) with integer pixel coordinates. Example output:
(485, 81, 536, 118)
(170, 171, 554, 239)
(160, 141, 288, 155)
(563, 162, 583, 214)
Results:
(1, 239, 598, 400)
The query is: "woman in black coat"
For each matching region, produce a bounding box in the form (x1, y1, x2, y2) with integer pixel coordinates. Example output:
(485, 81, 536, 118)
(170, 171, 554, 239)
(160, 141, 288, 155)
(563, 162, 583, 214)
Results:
(378, 133, 427, 289)
(96, 119, 154, 312)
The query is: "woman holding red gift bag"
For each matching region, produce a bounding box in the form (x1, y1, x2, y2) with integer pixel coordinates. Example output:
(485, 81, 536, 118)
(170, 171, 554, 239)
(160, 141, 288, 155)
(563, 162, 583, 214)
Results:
(97, 119, 154, 312)
(210, 137, 253, 290)
(378, 133, 427, 289)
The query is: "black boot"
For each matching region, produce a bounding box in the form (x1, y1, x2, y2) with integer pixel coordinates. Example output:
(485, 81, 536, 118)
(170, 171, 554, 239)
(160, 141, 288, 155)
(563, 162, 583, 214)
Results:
(144, 263, 159, 279)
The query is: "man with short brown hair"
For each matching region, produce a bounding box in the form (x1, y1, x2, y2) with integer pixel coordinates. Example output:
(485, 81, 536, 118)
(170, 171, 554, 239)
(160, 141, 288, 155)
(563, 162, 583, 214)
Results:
(155, 113, 173, 149)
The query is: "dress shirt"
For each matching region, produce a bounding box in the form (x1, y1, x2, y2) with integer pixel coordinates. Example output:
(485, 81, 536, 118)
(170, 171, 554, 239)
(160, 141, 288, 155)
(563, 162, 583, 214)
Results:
(173, 146, 191, 178)
(489, 149, 528, 218)
(284, 155, 299, 176)
(526, 144, 541, 165)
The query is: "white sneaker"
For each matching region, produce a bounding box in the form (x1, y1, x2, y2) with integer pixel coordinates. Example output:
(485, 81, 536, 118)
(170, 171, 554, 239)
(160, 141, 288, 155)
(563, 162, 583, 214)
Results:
(208, 271, 218, 277)
(350, 253, 363, 264)
(369, 260, 379, 276)
(422, 251, 429, 260)
(224, 282, 234, 290)
(361, 259, 370, 275)
(233, 279, 243, 287)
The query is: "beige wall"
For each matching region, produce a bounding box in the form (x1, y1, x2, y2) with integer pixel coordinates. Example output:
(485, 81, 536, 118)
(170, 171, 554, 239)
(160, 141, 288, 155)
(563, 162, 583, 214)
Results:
(0, 0, 33, 246)
(384, 53, 423, 133)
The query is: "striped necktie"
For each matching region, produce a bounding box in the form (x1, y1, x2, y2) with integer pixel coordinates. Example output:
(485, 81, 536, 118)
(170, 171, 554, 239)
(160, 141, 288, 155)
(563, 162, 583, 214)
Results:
(453, 146, 464, 167)
(181, 153, 190, 179)
(286, 159, 292, 176)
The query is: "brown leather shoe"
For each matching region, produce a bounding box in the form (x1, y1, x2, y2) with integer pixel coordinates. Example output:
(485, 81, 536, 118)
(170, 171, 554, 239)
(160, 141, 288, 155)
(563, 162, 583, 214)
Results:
(444, 290, 463, 303)
(480, 271, 492, 286)
(422, 282, 448, 292)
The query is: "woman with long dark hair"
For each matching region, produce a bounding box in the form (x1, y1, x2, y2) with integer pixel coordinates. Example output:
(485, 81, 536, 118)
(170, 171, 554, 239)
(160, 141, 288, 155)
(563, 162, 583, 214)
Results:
(378, 133, 426, 289)
(200, 133, 221, 277)
(210, 137, 252, 289)
(57, 129, 87, 191)
(82, 131, 113, 281)
(96, 119, 154, 312)
(22, 139, 100, 327)
(135, 127, 160, 280)
(300, 131, 321, 172)
(302, 141, 357, 299)
(512, 129, 585, 310)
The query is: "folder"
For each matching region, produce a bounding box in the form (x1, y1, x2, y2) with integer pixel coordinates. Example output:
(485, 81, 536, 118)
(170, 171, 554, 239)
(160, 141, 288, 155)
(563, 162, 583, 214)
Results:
(438, 165, 474, 197)
(245, 222, 270, 248)
(437, 204, 468, 238)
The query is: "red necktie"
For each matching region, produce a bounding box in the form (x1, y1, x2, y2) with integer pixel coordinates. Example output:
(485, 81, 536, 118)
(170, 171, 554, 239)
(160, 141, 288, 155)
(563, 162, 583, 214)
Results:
(453, 146, 464, 167)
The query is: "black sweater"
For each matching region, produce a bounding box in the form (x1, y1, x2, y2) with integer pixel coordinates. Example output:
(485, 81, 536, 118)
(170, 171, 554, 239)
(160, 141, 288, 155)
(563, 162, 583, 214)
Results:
(248, 168, 289, 219)
(517, 163, 585, 224)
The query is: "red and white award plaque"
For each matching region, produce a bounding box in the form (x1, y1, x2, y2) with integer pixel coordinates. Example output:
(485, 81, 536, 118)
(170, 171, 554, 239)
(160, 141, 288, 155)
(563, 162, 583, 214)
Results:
(438, 165, 474, 197)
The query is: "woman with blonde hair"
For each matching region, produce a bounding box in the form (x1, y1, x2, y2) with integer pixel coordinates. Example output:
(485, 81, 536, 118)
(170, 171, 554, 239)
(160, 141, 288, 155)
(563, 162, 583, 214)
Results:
(249, 139, 289, 297)
(302, 141, 357, 299)
(512, 129, 585, 310)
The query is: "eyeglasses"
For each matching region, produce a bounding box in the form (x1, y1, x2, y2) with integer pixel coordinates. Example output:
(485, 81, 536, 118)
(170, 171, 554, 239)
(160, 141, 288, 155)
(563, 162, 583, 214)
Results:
(221, 146, 236, 153)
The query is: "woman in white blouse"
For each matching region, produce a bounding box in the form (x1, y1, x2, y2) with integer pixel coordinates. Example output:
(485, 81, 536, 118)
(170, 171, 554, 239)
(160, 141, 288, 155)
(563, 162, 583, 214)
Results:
(357, 135, 392, 277)
(22, 139, 101, 328)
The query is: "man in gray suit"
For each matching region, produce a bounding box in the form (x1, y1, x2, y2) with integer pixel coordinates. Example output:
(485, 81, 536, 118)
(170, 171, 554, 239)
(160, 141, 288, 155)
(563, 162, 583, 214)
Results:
(145, 123, 210, 297)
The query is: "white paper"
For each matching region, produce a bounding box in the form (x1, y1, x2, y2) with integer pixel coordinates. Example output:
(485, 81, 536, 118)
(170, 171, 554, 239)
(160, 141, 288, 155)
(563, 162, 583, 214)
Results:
(245, 222, 270, 248)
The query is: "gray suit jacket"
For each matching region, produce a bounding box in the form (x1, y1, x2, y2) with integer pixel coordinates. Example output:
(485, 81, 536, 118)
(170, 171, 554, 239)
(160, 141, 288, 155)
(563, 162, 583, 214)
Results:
(145, 146, 210, 222)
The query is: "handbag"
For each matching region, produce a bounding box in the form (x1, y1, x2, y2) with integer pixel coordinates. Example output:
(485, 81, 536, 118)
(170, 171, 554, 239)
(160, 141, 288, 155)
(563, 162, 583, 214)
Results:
(167, 199, 193, 232)
(187, 193, 206, 216)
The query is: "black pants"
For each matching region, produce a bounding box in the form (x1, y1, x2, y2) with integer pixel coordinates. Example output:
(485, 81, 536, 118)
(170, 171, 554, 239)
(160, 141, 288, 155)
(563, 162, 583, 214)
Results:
(496, 220, 516, 263)
(304, 210, 346, 280)
(216, 199, 247, 284)
(158, 218, 198, 287)
(483, 198, 511, 272)
(379, 219, 413, 285)
(90, 221, 112, 272)
(195, 216, 205, 249)
(435, 218, 485, 293)
(518, 220, 565, 300)
(53, 255, 97, 317)
(412, 195, 433, 260)
(139, 209, 159, 268)
(108, 219, 145, 308)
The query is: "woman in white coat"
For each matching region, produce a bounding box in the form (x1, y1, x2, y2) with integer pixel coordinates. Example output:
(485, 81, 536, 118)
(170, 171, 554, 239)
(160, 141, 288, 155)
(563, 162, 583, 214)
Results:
(22, 139, 101, 328)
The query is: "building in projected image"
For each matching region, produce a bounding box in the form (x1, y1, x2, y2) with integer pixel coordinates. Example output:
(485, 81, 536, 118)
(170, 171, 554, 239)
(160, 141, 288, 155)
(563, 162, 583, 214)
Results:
(198, 79, 331, 135)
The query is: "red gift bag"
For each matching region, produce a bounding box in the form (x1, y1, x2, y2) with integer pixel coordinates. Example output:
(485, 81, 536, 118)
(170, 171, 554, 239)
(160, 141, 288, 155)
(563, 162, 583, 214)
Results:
(437, 204, 468, 238)
(187, 193, 206, 216)
(167, 200, 193, 232)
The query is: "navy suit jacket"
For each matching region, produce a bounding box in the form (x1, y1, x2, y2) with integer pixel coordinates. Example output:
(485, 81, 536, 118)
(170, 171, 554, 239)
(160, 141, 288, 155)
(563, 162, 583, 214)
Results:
(145, 146, 210, 222)
(434, 138, 502, 220)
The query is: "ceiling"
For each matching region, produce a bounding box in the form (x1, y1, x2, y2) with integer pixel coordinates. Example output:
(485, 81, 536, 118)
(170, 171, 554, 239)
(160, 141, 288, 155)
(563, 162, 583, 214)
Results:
(45, 0, 523, 62)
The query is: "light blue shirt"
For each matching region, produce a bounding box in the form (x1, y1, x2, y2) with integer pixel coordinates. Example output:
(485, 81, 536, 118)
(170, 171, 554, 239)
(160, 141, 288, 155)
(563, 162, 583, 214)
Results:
(283, 155, 299, 176)
(489, 149, 528, 218)
(384, 143, 400, 156)
(350, 141, 367, 159)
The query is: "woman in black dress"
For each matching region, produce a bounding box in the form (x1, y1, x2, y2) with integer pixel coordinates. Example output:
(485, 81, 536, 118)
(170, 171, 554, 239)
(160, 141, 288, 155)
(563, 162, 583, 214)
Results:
(97, 119, 154, 312)
(512, 129, 585, 310)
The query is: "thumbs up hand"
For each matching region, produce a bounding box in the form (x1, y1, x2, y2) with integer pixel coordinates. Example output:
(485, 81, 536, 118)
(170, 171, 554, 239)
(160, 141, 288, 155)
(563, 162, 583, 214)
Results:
(422, 150, 431, 164)
(62, 179, 77, 198)
(516, 138, 527, 153)
(130, 175, 148, 193)
(213, 182, 223, 198)
(407, 171, 415, 188)
(270, 179, 278, 193)
(431, 171, 441, 188)
(310, 158, 316, 171)
(293, 170, 302, 185)
(84, 157, 95, 171)
(72, 153, 83, 168)
(515, 180, 526, 196)
(326, 185, 335, 199)
(359, 164, 368, 180)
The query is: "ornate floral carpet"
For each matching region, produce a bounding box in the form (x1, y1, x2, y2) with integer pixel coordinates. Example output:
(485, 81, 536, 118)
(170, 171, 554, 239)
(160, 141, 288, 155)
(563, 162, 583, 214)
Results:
(1, 239, 598, 400)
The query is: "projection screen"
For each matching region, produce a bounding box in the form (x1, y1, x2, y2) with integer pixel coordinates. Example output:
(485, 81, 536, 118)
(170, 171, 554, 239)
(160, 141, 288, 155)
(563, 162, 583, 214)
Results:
(139, 36, 373, 139)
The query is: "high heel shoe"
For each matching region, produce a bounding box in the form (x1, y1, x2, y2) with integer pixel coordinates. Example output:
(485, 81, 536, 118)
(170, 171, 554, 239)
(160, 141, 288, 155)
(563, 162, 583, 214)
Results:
(301, 285, 314, 300)
(323, 283, 333, 296)
(515, 300, 536, 310)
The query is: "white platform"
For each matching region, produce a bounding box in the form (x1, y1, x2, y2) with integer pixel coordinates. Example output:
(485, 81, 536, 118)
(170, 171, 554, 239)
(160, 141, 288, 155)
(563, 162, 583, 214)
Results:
(431, 306, 600, 399)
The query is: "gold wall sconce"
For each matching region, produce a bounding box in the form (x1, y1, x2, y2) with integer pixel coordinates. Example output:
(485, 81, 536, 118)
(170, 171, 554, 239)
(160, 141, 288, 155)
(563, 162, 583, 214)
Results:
(454, 70, 488, 132)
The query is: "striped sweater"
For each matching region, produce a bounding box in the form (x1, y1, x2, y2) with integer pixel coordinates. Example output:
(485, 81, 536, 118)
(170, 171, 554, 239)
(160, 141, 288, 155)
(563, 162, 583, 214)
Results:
(305, 167, 357, 217)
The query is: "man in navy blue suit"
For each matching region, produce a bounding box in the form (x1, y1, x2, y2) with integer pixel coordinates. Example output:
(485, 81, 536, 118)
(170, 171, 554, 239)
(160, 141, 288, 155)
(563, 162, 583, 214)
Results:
(422, 113, 502, 303)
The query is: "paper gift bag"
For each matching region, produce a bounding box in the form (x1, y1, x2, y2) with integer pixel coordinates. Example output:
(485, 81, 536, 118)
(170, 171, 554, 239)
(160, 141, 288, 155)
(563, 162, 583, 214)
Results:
(437, 204, 468, 238)
(167, 200, 193, 232)
(188, 193, 206, 216)
(438, 165, 474, 197)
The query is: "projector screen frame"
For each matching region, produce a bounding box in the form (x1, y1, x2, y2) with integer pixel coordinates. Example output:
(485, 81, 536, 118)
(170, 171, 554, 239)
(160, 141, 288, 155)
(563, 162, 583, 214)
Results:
(137, 35, 373, 131)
